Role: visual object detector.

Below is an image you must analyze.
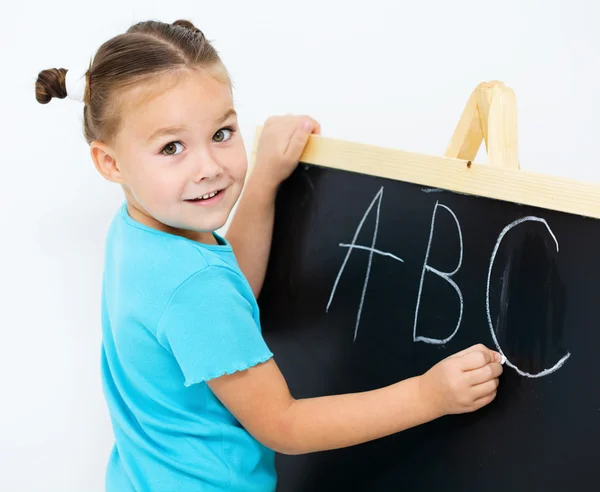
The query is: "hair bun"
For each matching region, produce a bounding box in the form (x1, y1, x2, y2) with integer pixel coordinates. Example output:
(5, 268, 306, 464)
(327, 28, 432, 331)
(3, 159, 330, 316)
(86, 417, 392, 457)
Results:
(35, 68, 68, 104)
(172, 19, 202, 34)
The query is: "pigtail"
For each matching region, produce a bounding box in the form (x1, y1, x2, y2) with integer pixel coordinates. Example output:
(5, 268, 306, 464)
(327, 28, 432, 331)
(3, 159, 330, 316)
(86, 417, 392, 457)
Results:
(35, 68, 68, 104)
(172, 19, 202, 34)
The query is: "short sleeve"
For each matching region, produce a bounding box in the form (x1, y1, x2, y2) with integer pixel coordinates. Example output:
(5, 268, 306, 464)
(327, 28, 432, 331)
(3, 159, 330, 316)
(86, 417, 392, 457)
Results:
(157, 265, 273, 386)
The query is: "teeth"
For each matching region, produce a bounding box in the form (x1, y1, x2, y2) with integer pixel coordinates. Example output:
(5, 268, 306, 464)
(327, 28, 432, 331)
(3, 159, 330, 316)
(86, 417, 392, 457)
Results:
(194, 190, 219, 201)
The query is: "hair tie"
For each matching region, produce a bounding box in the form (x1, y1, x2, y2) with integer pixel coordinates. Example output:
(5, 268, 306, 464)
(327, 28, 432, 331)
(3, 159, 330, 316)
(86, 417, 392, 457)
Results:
(65, 67, 88, 102)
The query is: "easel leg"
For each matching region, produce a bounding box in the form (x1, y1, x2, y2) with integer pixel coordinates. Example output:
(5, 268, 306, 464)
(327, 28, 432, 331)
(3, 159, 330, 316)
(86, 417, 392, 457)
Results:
(446, 81, 520, 169)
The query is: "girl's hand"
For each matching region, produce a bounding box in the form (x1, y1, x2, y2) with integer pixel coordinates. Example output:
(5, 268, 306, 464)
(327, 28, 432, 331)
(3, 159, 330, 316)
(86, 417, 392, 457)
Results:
(253, 115, 321, 190)
(418, 344, 503, 416)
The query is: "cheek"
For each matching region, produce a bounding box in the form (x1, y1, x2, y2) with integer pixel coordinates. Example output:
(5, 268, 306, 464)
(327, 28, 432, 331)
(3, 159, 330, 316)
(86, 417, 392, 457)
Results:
(226, 144, 248, 182)
(126, 161, 182, 205)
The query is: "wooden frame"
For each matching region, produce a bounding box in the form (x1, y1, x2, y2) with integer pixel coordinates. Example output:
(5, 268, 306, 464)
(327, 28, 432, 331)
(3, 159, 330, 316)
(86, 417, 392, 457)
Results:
(251, 81, 600, 219)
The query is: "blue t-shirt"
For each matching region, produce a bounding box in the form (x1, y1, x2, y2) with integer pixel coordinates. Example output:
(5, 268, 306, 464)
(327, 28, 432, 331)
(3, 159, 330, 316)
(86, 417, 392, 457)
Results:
(101, 203, 276, 491)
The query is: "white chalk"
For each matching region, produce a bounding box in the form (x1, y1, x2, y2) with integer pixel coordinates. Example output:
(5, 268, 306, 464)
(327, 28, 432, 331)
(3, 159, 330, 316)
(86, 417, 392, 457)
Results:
(500, 354, 507, 365)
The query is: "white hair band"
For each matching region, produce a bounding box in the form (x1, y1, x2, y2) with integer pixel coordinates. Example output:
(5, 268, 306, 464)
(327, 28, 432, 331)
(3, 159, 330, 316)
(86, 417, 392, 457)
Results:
(65, 67, 88, 102)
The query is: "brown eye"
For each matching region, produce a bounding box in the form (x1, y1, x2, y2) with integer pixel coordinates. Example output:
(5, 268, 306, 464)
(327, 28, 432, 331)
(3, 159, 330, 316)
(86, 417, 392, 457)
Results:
(161, 142, 183, 156)
(213, 128, 232, 143)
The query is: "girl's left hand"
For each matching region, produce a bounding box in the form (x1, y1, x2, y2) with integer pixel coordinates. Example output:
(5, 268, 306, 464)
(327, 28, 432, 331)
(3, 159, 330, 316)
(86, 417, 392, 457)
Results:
(253, 115, 321, 190)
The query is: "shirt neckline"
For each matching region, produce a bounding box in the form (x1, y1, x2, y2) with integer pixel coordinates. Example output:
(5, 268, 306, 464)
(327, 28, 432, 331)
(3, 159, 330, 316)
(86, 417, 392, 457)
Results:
(119, 202, 233, 252)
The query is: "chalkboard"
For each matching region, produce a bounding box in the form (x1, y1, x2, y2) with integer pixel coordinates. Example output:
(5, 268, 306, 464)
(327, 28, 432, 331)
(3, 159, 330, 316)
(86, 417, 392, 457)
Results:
(258, 146, 600, 491)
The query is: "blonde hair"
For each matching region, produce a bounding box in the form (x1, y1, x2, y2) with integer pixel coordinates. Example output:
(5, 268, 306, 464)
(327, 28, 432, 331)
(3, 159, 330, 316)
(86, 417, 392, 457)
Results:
(35, 19, 229, 143)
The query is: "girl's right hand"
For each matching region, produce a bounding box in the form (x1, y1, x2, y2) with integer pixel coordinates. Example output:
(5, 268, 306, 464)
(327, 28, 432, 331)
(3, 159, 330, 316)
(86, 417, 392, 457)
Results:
(418, 344, 503, 416)
(252, 115, 320, 191)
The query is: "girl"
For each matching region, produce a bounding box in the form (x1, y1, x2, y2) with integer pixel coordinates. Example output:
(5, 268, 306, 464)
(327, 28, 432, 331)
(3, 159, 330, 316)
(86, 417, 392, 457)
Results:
(36, 19, 503, 492)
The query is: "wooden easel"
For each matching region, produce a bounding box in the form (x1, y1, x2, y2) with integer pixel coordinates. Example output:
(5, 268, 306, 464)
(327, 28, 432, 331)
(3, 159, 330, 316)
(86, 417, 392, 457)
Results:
(445, 81, 520, 169)
(253, 80, 599, 218)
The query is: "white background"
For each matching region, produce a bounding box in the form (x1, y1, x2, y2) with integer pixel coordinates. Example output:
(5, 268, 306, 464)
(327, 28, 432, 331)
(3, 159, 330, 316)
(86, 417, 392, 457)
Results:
(1, 1, 598, 490)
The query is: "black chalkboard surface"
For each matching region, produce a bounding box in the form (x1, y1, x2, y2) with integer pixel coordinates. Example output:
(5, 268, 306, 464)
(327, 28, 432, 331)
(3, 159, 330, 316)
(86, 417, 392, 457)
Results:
(258, 152, 600, 491)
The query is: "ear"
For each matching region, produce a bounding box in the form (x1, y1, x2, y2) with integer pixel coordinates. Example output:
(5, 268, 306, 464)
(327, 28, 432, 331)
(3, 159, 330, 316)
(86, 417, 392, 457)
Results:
(90, 141, 124, 184)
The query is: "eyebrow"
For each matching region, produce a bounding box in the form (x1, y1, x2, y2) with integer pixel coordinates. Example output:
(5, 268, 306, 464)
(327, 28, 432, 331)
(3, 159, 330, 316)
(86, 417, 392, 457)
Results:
(146, 125, 187, 144)
(146, 109, 237, 144)
(218, 108, 237, 125)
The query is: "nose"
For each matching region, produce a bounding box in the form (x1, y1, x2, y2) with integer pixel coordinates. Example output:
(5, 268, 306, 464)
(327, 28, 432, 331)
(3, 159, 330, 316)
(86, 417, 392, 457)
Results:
(192, 149, 223, 182)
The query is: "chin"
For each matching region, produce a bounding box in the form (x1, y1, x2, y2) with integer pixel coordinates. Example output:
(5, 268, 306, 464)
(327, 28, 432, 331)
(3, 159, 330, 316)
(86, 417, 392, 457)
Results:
(189, 218, 227, 233)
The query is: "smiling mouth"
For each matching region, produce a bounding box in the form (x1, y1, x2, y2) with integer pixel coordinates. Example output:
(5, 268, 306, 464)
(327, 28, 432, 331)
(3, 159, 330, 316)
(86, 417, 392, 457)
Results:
(185, 189, 224, 202)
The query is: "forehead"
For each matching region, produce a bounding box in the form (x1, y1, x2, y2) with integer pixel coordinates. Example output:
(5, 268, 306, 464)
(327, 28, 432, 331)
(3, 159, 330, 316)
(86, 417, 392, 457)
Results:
(118, 70, 234, 139)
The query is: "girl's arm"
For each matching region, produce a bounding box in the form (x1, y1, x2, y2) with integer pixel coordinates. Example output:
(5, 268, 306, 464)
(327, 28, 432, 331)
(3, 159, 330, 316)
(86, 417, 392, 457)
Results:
(223, 117, 502, 453)
(225, 174, 277, 298)
(208, 344, 503, 455)
(226, 116, 320, 297)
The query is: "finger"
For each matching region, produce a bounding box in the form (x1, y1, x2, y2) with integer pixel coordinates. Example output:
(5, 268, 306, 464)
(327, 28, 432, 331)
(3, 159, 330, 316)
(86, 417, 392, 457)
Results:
(284, 124, 312, 160)
(468, 362, 503, 385)
(459, 350, 492, 370)
(455, 346, 502, 365)
(471, 379, 499, 400)
(471, 390, 497, 410)
(449, 343, 488, 359)
(279, 115, 319, 139)
(296, 115, 320, 134)
(306, 116, 321, 135)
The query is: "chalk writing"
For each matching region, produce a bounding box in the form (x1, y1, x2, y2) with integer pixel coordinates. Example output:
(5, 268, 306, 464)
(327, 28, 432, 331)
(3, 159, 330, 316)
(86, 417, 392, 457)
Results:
(413, 202, 464, 345)
(326, 195, 570, 378)
(327, 187, 404, 341)
(486, 216, 571, 378)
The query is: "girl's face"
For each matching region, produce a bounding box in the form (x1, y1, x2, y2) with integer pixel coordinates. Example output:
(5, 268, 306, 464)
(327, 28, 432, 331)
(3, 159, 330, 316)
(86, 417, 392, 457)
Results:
(109, 71, 247, 243)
